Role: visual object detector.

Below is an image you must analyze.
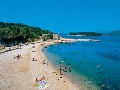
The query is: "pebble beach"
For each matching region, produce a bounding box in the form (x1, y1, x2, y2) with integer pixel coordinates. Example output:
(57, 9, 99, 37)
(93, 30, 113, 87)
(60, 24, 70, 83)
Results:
(0, 40, 80, 90)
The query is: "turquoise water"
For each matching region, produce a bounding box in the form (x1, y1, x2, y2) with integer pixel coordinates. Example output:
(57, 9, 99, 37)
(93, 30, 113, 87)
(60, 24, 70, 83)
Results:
(43, 36, 120, 90)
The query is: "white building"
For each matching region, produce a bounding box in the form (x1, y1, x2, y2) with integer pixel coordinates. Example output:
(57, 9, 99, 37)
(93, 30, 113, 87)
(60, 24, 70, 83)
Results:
(53, 34, 60, 40)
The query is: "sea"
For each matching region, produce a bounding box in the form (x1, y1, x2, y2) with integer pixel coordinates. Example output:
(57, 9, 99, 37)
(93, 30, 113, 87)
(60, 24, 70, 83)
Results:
(43, 35, 120, 90)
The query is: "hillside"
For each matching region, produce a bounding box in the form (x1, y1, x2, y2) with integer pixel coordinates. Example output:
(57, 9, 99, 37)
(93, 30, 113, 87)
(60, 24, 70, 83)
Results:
(0, 22, 53, 44)
(104, 30, 120, 36)
(69, 32, 102, 36)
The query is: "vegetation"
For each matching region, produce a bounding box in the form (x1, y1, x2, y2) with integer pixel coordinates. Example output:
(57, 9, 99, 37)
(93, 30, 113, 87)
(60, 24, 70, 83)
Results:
(0, 22, 53, 44)
(69, 32, 102, 36)
(104, 30, 120, 36)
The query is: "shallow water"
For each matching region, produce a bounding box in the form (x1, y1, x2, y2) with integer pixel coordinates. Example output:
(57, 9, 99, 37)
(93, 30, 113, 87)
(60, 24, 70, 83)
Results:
(43, 36, 120, 90)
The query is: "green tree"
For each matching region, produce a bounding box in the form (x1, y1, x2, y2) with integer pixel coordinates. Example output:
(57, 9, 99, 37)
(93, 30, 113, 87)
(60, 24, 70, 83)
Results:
(0, 21, 53, 44)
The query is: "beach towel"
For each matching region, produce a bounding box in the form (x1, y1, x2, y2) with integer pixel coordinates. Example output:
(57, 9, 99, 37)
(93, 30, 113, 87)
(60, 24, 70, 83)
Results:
(38, 80, 47, 86)
(37, 80, 49, 89)
(39, 84, 49, 89)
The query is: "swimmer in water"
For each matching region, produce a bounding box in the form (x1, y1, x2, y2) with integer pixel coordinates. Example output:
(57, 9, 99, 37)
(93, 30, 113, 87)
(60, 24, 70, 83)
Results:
(75, 65, 78, 68)
(96, 64, 101, 68)
(61, 59, 66, 62)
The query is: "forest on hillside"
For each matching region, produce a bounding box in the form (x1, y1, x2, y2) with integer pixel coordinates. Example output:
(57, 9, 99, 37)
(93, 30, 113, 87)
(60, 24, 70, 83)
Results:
(0, 22, 53, 44)
(104, 30, 120, 36)
(69, 32, 102, 36)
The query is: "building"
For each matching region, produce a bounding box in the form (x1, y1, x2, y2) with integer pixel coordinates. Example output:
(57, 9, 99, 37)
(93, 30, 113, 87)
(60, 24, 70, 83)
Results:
(53, 34, 60, 40)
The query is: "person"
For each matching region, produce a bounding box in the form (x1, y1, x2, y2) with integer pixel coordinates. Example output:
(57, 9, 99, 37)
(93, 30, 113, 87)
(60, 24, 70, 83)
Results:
(75, 65, 78, 68)
(61, 59, 66, 62)
(32, 58, 35, 61)
(35, 76, 45, 82)
(16, 54, 20, 59)
(9, 48, 11, 51)
(68, 64, 71, 72)
(62, 67, 66, 72)
(46, 62, 48, 65)
(60, 63, 62, 75)
(60, 63, 62, 68)
(42, 60, 46, 64)
(33, 58, 34, 60)
(32, 46, 35, 48)
(96, 64, 101, 68)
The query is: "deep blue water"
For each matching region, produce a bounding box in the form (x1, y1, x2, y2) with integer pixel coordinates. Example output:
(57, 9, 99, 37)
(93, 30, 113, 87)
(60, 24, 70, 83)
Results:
(43, 36, 120, 90)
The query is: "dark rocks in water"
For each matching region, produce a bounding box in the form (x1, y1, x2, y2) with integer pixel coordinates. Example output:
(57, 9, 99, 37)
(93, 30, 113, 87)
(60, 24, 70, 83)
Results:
(96, 51, 120, 61)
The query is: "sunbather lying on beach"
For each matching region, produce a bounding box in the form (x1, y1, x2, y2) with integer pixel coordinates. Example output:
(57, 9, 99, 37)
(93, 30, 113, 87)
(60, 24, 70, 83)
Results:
(42, 60, 46, 64)
(32, 46, 35, 48)
(35, 76, 45, 82)
(32, 58, 37, 61)
(14, 54, 22, 59)
(42, 60, 48, 65)
(9, 48, 11, 51)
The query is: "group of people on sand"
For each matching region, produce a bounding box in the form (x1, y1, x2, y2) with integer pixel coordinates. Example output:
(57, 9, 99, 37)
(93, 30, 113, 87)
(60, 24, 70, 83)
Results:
(35, 76, 45, 82)
(39, 43, 46, 46)
(14, 54, 22, 59)
(32, 46, 35, 48)
(59, 63, 71, 75)
(42, 60, 48, 65)
(32, 43, 49, 88)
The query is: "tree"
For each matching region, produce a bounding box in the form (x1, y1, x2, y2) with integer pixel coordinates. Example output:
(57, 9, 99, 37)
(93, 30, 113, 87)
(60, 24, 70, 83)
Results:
(0, 21, 53, 44)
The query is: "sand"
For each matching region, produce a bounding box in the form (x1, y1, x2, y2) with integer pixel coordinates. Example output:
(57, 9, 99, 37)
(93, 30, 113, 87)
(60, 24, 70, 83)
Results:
(0, 41, 80, 90)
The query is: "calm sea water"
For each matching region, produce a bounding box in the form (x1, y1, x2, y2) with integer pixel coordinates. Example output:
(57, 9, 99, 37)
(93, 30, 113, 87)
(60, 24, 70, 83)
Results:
(43, 35, 120, 90)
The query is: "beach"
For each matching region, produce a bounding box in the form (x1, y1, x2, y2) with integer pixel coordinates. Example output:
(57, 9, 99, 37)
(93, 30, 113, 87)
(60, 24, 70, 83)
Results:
(0, 41, 80, 90)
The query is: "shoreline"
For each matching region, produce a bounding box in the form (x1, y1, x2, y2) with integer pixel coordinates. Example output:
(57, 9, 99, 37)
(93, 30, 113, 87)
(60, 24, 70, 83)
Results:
(42, 41, 100, 90)
(0, 40, 80, 90)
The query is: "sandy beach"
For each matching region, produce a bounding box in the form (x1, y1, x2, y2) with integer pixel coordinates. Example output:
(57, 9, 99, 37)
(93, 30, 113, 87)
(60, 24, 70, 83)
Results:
(0, 41, 80, 90)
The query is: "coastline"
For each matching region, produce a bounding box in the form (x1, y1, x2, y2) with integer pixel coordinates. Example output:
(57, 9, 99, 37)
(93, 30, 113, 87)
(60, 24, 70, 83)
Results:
(0, 40, 80, 90)
(42, 41, 100, 90)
